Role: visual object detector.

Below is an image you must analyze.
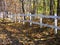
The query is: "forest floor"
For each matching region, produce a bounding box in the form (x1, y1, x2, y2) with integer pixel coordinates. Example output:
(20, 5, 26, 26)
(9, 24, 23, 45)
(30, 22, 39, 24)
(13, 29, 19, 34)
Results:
(0, 20, 60, 45)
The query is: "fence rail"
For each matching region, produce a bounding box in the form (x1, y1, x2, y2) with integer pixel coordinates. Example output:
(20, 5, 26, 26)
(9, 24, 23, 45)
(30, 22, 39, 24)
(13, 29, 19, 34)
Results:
(18, 14, 60, 19)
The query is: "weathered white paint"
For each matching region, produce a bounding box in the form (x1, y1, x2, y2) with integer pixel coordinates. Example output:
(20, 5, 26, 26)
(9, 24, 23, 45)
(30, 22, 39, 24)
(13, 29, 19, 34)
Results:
(30, 13, 32, 26)
(23, 15, 25, 24)
(55, 14, 57, 34)
(40, 17, 42, 28)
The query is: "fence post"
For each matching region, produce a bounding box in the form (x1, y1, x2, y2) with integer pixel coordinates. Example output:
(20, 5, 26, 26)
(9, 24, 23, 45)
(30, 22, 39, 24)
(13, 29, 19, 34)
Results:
(55, 14, 57, 34)
(23, 14, 25, 24)
(14, 14, 16, 23)
(12, 14, 15, 22)
(18, 14, 20, 23)
(30, 13, 32, 26)
(40, 16, 42, 28)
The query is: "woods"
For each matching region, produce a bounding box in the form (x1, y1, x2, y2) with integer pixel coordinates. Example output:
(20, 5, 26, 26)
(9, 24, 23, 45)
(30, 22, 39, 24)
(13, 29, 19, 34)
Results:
(0, 0, 58, 15)
(0, 0, 60, 45)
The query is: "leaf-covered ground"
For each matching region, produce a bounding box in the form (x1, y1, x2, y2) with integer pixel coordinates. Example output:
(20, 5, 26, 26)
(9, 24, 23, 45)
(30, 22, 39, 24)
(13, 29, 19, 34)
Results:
(0, 22, 60, 45)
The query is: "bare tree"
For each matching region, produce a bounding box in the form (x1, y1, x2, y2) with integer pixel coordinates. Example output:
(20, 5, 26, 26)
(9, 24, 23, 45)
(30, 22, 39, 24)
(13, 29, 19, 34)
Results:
(31, 0, 37, 14)
(2, 0, 5, 22)
(20, 0, 25, 19)
(43, 0, 46, 15)
(50, 0, 54, 15)
(21, 0, 25, 14)
(57, 0, 60, 16)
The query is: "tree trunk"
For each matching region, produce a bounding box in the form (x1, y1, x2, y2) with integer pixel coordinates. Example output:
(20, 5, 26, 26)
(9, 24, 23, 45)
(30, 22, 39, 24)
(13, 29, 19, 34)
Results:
(50, 0, 54, 15)
(31, 0, 36, 14)
(21, 0, 25, 19)
(43, 0, 46, 15)
(2, 0, 5, 22)
(21, 0, 25, 13)
(57, 0, 60, 16)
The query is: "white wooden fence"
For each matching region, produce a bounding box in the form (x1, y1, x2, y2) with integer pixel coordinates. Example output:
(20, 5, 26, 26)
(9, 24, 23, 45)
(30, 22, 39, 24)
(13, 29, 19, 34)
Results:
(18, 14, 60, 34)
(0, 13, 60, 34)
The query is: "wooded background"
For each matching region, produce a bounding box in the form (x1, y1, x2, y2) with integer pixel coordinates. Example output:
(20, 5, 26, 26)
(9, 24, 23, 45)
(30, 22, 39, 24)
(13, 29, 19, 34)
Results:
(0, 0, 59, 15)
